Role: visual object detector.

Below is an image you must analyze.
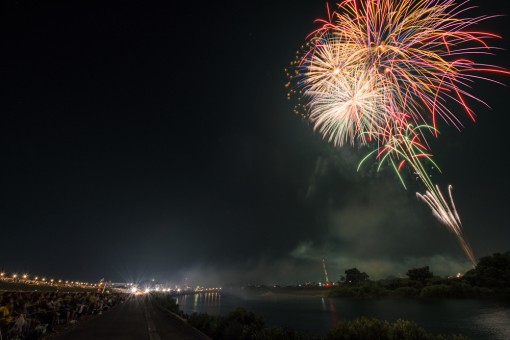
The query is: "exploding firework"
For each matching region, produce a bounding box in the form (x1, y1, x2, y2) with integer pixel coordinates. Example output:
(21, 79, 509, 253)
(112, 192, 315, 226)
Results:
(307, 67, 386, 147)
(288, 0, 508, 266)
(357, 119, 441, 191)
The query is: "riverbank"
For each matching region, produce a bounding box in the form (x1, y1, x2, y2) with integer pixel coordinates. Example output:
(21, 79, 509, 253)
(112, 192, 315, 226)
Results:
(154, 293, 472, 340)
(241, 283, 510, 300)
(51, 295, 210, 340)
(174, 292, 510, 339)
(244, 252, 510, 300)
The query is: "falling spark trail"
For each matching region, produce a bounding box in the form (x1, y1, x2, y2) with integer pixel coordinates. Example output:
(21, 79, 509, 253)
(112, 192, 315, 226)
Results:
(417, 185, 477, 267)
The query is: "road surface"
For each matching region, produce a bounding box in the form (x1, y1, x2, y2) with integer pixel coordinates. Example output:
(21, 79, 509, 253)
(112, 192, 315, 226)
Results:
(54, 295, 209, 340)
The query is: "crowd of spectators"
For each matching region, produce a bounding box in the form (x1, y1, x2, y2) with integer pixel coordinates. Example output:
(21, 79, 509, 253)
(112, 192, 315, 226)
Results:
(0, 291, 126, 339)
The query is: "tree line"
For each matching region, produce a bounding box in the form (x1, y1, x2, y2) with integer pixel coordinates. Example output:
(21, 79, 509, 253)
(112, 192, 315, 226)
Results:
(330, 252, 510, 298)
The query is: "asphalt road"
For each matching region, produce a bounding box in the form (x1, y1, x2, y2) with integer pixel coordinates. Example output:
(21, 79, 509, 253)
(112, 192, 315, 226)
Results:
(54, 296, 209, 340)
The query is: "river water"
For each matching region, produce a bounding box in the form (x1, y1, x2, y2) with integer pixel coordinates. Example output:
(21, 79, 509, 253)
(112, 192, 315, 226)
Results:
(176, 292, 510, 339)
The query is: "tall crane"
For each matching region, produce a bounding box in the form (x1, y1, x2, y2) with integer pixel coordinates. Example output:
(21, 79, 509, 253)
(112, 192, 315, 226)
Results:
(322, 258, 331, 286)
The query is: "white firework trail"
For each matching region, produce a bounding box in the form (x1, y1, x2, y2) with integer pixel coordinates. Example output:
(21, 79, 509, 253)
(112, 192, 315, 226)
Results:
(416, 185, 476, 267)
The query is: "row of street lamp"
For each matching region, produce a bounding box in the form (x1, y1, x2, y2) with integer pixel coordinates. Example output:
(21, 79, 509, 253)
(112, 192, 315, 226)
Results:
(0, 271, 98, 287)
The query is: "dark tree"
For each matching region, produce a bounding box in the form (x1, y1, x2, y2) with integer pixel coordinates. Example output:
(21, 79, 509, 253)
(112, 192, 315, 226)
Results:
(406, 266, 433, 283)
(463, 253, 510, 288)
(344, 268, 369, 285)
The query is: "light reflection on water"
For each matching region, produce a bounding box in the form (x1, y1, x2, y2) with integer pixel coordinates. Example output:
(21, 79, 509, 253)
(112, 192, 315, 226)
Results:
(177, 292, 223, 315)
(177, 293, 510, 339)
(321, 297, 339, 326)
(474, 307, 510, 340)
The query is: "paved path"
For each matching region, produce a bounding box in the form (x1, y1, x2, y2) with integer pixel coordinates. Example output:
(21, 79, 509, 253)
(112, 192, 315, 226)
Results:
(54, 296, 209, 340)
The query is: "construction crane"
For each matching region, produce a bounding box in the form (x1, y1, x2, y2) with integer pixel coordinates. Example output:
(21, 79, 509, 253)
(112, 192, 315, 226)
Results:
(322, 258, 331, 287)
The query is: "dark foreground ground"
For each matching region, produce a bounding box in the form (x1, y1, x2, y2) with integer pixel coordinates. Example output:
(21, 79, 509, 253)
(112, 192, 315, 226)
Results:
(52, 295, 209, 340)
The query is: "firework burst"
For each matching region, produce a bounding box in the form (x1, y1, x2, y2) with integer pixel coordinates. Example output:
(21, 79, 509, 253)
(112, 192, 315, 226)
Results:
(288, 0, 508, 266)
(307, 67, 386, 146)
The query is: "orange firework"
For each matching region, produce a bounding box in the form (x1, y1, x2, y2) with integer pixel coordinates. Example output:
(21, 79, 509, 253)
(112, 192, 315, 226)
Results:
(288, 0, 509, 267)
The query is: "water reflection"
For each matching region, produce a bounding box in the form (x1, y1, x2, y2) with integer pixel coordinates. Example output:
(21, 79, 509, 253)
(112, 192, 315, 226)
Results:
(177, 294, 510, 339)
(474, 307, 510, 339)
(177, 292, 222, 314)
(327, 299, 338, 326)
(321, 297, 338, 326)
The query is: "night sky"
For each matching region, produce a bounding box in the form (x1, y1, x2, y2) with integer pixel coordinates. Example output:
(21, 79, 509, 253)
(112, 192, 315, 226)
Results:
(1, 1, 509, 286)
